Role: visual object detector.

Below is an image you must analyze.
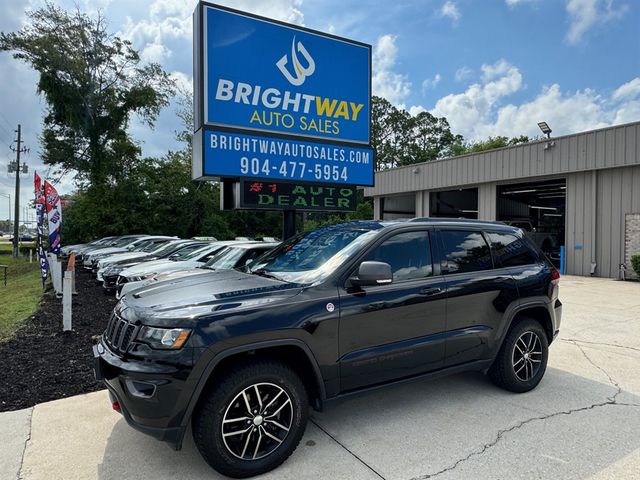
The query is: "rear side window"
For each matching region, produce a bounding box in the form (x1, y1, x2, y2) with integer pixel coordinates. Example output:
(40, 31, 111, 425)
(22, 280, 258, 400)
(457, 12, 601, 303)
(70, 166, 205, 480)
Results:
(440, 230, 492, 274)
(487, 232, 538, 267)
(364, 231, 433, 282)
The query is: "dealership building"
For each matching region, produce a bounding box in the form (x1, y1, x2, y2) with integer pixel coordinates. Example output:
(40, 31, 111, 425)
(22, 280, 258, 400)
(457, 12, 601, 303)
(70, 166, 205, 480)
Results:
(365, 121, 640, 279)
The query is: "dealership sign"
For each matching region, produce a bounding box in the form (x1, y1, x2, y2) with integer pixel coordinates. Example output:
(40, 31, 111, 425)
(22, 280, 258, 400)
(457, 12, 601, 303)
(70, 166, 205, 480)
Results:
(192, 2, 374, 186)
(240, 180, 357, 211)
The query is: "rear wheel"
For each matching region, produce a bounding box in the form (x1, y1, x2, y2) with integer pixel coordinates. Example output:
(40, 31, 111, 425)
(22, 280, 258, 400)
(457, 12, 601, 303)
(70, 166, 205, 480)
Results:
(192, 360, 308, 478)
(488, 317, 549, 393)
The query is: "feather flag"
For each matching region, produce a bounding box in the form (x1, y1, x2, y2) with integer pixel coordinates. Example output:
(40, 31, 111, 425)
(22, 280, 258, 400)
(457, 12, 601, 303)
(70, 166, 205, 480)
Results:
(44, 180, 62, 254)
(34, 172, 49, 287)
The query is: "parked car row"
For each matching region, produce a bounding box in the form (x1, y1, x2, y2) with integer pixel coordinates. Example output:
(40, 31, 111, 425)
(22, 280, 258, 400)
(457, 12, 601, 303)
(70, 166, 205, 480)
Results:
(62, 234, 282, 298)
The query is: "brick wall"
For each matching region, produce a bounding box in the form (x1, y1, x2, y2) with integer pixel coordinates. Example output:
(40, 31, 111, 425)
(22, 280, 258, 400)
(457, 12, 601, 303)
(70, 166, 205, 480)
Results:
(625, 213, 640, 279)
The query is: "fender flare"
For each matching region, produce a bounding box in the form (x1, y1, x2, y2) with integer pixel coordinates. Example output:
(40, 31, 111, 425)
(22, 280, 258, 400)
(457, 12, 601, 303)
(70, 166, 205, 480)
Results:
(180, 338, 326, 430)
(497, 300, 553, 349)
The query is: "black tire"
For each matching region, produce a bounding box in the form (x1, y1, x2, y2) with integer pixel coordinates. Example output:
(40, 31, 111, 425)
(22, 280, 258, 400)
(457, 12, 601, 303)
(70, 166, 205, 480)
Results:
(488, 317, 549, 393)
(192, 360, 308, 478)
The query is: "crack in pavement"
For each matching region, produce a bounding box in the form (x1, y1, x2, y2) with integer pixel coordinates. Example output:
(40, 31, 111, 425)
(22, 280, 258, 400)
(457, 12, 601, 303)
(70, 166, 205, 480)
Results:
(310, 418, 387, 480)
(409, 342, 639, 480)
(16, 407, 33, 480)
(560, 338, 640, 354)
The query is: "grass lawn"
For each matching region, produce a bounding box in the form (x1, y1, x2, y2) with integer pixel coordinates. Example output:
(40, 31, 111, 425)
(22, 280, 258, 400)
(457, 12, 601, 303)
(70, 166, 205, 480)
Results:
(0, 244, 44, 342)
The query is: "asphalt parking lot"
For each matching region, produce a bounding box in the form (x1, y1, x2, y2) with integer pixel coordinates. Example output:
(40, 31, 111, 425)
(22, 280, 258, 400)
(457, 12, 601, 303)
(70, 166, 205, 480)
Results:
(3, 275, 640, 480)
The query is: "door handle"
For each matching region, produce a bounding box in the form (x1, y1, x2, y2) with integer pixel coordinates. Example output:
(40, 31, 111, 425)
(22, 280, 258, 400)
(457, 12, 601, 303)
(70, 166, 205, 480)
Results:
(419, 287, 442, 296)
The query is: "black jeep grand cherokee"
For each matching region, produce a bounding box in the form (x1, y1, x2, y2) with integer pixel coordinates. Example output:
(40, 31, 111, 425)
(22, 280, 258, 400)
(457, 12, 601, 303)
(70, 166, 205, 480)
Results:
(93, 219, 561, 478)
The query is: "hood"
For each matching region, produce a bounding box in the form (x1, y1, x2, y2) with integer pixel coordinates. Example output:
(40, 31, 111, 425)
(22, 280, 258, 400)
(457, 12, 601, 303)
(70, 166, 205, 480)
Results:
(118, 269, 303, 324)
(99, 251, 152, 264)
(121, 258, 183, 277)
(88, 247, 127, 258)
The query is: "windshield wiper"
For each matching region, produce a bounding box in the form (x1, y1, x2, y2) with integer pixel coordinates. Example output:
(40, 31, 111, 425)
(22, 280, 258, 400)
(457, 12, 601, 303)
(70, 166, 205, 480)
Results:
(251, 269, 288, 282)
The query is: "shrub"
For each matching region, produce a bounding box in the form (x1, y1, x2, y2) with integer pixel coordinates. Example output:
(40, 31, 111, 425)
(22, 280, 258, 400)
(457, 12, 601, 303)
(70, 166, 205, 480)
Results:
(631, 254, 640, 278)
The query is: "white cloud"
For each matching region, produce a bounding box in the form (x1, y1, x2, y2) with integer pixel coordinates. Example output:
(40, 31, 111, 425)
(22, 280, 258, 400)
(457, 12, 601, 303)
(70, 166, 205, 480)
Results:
(432, 59, 522, 138)
(372, 34, 412, 105)
(170, 71, 193, 94)
(454, 66, 473, 82)
(409, 105, 427, 116)
(429, 59, 639, 140)
(566, 0, 628, 45)
(505, 0, 538, 6)
(612, 77, 640, 101)
(438, 1, 461, 23)
(121, 0, 304, 62)
(421, 73, 442, 94)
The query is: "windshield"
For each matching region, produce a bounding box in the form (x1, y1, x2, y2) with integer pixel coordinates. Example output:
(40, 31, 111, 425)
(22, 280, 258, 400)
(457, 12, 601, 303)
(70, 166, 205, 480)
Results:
(248, 224, 381, 284)
(149, 241, 183, 257)
(113, 237, 138, 247)
(170, 243, 211, 259)
(139, 239, 171, 252)
(203, 246, 247, 270)
(129, 239, 153, 251)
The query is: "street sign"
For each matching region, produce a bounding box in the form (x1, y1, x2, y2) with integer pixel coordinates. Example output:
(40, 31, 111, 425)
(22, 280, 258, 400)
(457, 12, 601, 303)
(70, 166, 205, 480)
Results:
(194, 3, 371, 144)
(194, 128, 373, 186)
(239, 179, 357, 212)
(192, 2, 374, 187)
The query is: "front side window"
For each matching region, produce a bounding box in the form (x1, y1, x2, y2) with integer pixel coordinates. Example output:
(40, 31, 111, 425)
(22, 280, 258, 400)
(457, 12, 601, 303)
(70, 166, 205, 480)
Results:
(363, 231, 433, 282)
(487, 232, 538, 267)
(440, 230, 492, 274)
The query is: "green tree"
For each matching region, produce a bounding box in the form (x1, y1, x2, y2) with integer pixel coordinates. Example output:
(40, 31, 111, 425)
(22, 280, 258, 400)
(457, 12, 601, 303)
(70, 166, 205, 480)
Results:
(0, 3, 175, 186)
(371, 96, 462, 169)
(449, 135, 532, 156)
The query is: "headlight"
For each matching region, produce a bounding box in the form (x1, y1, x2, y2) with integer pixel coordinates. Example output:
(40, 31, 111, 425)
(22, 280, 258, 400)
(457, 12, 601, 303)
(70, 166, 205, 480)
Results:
(131, 273, 155, 282)
(137, 326, 191, 349)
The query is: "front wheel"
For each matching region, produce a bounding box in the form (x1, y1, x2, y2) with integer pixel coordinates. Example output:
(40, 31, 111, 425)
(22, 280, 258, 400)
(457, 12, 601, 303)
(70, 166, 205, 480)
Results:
(192, 360, 308, 478)
(488, 317, 549, 393)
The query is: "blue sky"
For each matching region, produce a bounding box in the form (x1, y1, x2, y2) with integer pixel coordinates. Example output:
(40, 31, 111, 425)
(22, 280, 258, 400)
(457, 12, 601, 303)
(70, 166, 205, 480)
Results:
(0, 0, 639, 222)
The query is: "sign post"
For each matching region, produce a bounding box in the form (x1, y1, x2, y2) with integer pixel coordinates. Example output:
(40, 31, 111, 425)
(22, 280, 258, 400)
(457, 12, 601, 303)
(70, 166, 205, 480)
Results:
(192, 2, 373, 238)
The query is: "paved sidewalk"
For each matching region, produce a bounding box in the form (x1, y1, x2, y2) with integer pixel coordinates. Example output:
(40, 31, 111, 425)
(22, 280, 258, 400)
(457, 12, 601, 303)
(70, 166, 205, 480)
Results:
(3, 276, 640, 479)
(0, 407, 32, 480)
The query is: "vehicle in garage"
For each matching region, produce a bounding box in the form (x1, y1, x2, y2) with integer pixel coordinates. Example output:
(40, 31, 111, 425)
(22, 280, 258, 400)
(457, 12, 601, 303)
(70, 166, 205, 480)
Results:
(94, 219, 561, 477)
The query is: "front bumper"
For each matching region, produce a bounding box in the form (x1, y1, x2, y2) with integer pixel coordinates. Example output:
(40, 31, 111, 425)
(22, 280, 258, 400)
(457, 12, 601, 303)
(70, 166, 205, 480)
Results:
(103, 274, 119, 293)
(92, 340, 193, 449)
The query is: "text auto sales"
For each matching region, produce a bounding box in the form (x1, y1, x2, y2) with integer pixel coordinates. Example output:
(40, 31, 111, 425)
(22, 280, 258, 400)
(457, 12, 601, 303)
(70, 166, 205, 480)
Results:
(215, 79, 365, 135)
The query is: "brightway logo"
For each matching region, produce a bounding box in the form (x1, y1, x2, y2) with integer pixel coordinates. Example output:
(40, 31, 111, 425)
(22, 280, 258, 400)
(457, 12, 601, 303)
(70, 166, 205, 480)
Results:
(276, 37, 315, 86)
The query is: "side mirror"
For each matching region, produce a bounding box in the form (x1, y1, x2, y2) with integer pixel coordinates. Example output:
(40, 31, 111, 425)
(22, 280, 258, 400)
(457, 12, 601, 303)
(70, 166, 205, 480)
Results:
(352, 261, 393, 287)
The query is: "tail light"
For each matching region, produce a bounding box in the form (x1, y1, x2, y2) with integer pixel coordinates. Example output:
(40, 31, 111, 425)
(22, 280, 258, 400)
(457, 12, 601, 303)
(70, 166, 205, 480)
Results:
(551, 269, 560, 282)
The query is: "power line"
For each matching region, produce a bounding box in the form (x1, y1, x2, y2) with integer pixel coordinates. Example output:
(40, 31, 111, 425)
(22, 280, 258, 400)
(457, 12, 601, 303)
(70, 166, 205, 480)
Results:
(0, 110, 14, 132)
(0, 122, 13, 148)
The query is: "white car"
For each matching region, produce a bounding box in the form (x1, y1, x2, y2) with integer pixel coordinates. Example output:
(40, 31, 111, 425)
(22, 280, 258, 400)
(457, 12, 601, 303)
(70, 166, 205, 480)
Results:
(118, 242, 279, 299)
(113, 241, 239, 291)
(84, 236, 157, 269)
(94, 237, 179, 280)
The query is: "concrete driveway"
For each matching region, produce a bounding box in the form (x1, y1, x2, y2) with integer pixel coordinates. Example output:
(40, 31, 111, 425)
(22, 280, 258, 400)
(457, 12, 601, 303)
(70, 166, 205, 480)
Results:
(3, 275, 640, 480)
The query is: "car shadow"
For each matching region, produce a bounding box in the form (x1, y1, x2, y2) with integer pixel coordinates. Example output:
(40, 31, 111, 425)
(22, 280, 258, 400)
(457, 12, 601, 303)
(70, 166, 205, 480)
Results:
(97, 367, 640, 480)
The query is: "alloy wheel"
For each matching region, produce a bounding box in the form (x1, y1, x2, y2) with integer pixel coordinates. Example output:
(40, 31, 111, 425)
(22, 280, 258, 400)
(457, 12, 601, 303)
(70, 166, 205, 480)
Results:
(512, 331, 543, 382)
(221, 382, 293, 461)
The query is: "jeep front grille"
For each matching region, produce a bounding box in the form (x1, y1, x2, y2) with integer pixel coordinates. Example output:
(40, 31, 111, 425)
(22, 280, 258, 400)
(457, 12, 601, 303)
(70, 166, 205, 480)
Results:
(104, 313, 138, 353)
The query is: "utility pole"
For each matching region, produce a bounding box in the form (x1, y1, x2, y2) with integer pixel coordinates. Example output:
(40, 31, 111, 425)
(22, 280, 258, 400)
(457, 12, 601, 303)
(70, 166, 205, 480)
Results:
(9, 124, 29, 258)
